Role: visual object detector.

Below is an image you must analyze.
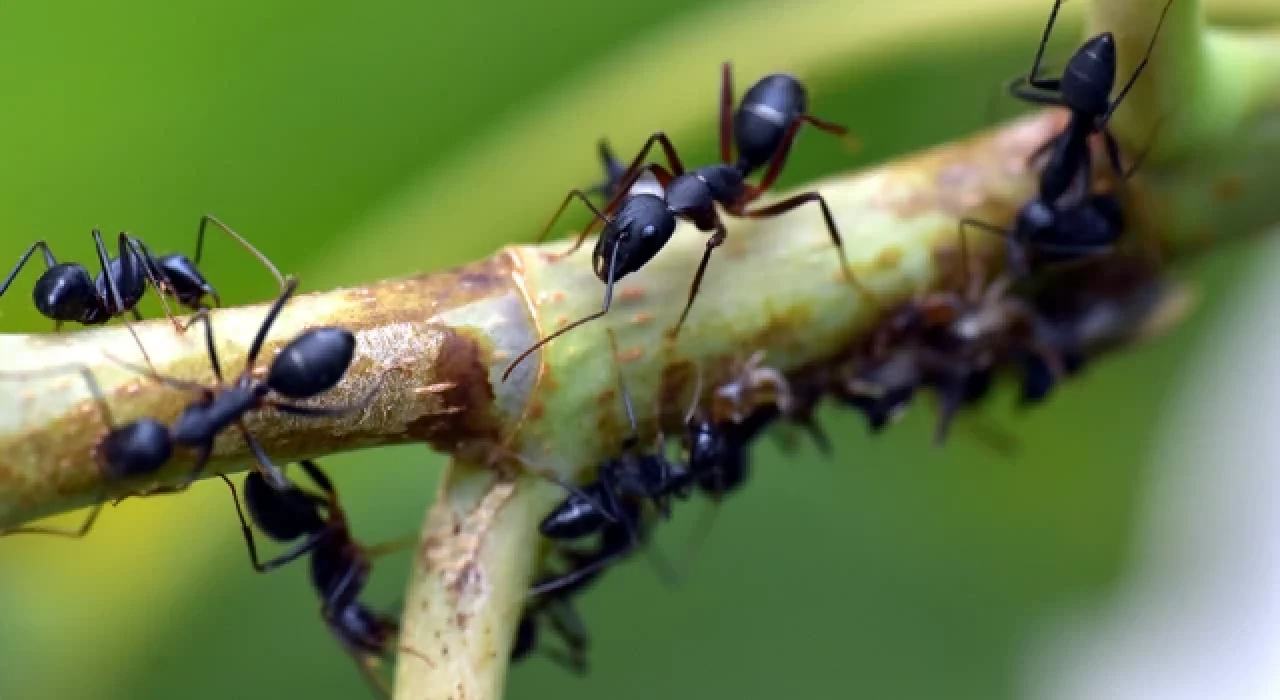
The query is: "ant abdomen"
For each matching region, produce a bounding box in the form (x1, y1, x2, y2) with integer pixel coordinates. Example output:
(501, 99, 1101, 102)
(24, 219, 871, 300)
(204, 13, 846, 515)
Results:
(266, 327, 357, 400)
(1062, 33, 1118, 116)
(243, 470, 326, 541)
(734, 73, 807, 171)
(33, 265, 100, 323)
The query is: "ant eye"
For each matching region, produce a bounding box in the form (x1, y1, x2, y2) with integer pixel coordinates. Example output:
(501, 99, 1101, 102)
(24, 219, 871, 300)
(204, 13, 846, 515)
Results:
(643, 224, 656, 235)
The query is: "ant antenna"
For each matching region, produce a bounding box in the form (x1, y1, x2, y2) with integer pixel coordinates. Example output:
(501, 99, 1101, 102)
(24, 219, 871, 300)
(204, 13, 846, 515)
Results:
(1101, 0, 1177, 125)
(502, 241, 623, 382)
(684, 363, 704, 427)
(605, 329, 639, 451)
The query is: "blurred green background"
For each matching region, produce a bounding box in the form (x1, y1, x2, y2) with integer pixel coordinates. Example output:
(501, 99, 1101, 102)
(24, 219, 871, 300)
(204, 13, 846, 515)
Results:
(0, 0, 1265, 698)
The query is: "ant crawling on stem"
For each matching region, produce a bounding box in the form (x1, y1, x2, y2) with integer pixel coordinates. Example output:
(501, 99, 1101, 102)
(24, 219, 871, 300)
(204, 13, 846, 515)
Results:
(960, 0, 1175, 274)
(109, 275, 380, 494)
(221, 460, 413, 696)
(501, 63, 872, 381)
(0, 215, 284, 331)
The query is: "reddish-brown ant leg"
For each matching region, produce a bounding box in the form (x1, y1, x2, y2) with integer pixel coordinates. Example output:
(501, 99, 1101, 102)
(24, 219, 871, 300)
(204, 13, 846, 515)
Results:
(743, 192, 878, 308)
(668, 221, 728, 340)
(744, 115, 851, 202)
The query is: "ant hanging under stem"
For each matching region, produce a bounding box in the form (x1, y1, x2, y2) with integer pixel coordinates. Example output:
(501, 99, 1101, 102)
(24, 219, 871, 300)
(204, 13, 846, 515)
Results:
(501, 63, 873, 382)
(532, 330, 689, 596)
(957, 0, 1175, 274)
(220, 460, 413, 697)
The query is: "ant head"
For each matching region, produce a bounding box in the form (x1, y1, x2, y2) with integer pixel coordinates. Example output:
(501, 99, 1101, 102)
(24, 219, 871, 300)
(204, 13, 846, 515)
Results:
(99, 417, 173, 480)
(1062, 33, 1117, 118)
(592, 194, 676, 282)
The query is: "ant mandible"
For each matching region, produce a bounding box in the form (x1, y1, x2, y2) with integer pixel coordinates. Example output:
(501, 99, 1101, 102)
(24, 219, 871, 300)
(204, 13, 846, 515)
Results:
(0, 364, 174, 539)
(220, 461, 412, 696)
(501, 63, 871, 381)
(113, 276, 379, 495)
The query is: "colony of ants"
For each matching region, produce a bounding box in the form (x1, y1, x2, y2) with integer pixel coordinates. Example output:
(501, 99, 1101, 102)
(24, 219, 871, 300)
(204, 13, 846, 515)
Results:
(0, 0, 1186, 694)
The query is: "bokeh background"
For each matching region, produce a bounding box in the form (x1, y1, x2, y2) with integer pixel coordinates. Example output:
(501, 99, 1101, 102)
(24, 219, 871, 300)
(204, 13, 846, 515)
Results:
(0, 0, 1276, 698)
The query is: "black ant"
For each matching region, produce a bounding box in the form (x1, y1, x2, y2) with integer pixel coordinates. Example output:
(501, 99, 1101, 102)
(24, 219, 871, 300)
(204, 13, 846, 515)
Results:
(532, 333, 689, 596)
(113, 276, 379, 495)
(502, 63, 869, 381)
(959, 0, 1175, 273)
(0, 365, 174, 538)
(137, 214, 286, 312)
(221, 461, 410, 696)
(0, 230, 179, 330)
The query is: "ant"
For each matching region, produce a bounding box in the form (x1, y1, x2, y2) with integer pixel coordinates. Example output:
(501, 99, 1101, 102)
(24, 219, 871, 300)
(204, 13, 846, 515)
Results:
(113, 276, 379, 495)
(960, 0, 1175, 273)
(0, 365, 174, 538)
(860, 232, 1064, 444)
(502, 63, 869, 381)
(137, 214, 286, 312)
(0, 230, 178, 330)
(532, 333, 690, 596)
(221, 460, 410, 696)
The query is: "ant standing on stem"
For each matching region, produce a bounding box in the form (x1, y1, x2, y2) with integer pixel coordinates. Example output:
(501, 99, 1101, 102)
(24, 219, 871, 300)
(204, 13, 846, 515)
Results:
(110, 276, 380, 494)
(959, 0, 1176, 274)
(502, 64, 872, 381)
(220, 460, 413, 696)
(0, 215, 284, 330)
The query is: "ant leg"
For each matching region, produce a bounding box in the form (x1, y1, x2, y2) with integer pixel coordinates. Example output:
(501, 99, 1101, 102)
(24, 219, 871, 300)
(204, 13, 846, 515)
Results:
(604, 329, 639, 450)
(240, 423, 291, 491)
(931, 379, 967, 446)
(668, 222, 726, 340)
(195, 215, 287, 289)
(743, 193, 878, 307)
(363, 534, 419, 560)
(502, 242, 624, 381)
(543, 599, 590, 674)
(1102, 0, 1177, 124)
(528, 524, 635, 597)
(92, 229, 127, 314)
(535, 188, 613, 259)
(719, 61, 735, 164)
(0, 498, 105, 538)
(270, 375, 385, 417)
(119, 234, 184, 331)
(244, 275, 301, 368)
(1007, 78, 1065, 107)
(0, 240, 58, 297)
(959, 217, 1027, 278)
(1019, 0, 1067, 91)
(744, 115, 852, 201)
(218, 475, 327, 572)
(591, 131, 691, 223)
(101, 319, 211, 394)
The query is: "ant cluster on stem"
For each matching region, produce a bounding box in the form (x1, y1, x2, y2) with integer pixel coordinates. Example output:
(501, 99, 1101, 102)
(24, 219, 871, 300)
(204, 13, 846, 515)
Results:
(0, 0, 1191, 694)
(506, 0, 1184, 674)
